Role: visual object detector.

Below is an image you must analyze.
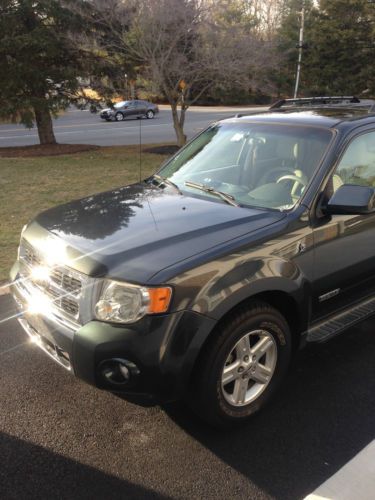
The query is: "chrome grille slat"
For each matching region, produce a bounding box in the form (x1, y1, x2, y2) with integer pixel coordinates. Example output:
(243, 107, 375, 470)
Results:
(23, 240, 42, 267)
(50, 268, 82, 295)
(19, 239, 83, 322)
(61, 297, 79, 316)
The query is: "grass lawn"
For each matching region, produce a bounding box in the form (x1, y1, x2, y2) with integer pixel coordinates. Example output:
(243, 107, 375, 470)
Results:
(0, 145, 170, 282)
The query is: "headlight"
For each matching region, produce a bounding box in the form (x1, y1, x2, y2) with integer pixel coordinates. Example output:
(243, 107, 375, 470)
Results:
(95, 280, 172, 324)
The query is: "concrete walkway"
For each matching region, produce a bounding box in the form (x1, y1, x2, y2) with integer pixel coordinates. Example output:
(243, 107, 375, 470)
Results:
(305, 440, 375, 500)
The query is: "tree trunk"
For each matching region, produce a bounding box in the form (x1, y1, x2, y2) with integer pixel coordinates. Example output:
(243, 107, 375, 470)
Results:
(171, 104, 187, 147)
(34, 106, 57, 145)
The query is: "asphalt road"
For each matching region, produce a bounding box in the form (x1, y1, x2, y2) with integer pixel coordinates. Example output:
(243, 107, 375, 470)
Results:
(0, 106, 266, 147)
(1, 293, 375, 499)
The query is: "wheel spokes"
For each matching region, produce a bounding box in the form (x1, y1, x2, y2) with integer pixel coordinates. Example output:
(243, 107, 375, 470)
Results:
(222, 360, 241, 385)
(221, 329, 278, 407)
(232, 377, 249, 405)
(251, 336, 274, 358)
(235, 335, 251, 358)
(250, 363, 272, 384)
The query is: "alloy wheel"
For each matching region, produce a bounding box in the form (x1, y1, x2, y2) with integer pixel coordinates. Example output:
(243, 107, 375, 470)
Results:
(221, 329, 277, 407)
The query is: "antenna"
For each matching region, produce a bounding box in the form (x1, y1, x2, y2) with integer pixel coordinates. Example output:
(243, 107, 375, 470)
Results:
(139, 113, 142, 182)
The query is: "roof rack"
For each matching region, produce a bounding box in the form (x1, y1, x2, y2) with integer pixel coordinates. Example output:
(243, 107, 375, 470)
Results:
(270, 96, 375, 110)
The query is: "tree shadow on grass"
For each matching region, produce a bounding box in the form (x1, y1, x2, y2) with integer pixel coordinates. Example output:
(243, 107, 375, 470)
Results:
(163, 319, 375, 500)
(0, 432, 171, 500)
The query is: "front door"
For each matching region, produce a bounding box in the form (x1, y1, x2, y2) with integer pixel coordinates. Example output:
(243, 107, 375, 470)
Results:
(312, 129, 375, 320)
(135, 101, 147, 116)
(124, 101, 138, 118)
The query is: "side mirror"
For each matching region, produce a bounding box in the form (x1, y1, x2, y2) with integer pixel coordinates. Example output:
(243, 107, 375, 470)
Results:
(327, 184, 375, 215)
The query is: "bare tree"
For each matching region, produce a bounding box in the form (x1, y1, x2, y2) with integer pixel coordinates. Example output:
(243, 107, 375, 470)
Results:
(251, 0, 286, 40)
(94, 0, 276, 146)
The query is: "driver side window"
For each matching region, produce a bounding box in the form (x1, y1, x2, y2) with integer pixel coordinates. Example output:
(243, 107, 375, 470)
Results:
(332, 131, 375, 193)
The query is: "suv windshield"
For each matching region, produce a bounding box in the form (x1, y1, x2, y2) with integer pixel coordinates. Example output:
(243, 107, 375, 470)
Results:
(158, 122, 332, 210)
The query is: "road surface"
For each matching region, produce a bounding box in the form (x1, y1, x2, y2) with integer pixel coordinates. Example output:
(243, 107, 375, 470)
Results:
(0, 105, 267, 147)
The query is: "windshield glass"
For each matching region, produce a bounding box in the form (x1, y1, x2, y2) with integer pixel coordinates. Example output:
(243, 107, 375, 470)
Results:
(114, 101, 130, 108)
(158, 122, 332, 210)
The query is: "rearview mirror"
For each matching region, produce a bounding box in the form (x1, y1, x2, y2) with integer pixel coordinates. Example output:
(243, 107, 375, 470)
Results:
(327, 184, 375, 215)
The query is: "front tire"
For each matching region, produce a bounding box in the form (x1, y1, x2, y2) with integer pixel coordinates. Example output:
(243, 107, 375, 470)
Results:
(146, 110, 155, 119)
(189, 302, 292, 427)
(115, 112, 124, 121)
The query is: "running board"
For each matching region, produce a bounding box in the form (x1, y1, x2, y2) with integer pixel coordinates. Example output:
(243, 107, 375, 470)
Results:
(307, 295, 375, 343)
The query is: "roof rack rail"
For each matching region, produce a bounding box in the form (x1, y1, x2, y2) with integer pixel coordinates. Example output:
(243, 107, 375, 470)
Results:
(269, 96, 364, 109)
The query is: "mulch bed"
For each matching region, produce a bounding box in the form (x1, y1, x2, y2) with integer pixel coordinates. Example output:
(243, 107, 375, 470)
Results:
(0, 144, 99, 158)
(144, 145, 180, 155)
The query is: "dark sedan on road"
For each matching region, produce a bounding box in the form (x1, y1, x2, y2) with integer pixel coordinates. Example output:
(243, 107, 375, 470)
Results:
(100, 100, 159, 121)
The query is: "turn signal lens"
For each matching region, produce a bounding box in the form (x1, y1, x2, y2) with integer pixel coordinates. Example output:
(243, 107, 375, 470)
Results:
(148, 287, 172, 314)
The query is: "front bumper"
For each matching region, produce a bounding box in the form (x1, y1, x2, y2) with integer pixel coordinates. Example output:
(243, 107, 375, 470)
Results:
(100, 111, 114, 120)
(10, 264, 216, 401)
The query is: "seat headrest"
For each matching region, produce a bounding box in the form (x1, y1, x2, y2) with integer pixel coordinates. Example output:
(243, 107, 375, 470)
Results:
(275, 138, 297, 160)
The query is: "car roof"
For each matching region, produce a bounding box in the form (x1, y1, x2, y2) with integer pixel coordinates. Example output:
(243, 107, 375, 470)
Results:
(223, 107, 375, 130)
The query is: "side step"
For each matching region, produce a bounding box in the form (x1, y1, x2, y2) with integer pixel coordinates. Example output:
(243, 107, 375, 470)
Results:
(307, 295, 375, 343)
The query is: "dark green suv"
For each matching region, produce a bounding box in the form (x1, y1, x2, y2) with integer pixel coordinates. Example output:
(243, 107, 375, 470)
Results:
(10, 98, 375, 426)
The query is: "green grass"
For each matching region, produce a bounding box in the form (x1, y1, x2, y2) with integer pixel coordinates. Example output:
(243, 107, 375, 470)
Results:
(0, 145, 169, 282)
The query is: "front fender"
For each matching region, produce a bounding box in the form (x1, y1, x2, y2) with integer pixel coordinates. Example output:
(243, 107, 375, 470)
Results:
(170, 256, 312, 395)
(192, 257, 309, 319)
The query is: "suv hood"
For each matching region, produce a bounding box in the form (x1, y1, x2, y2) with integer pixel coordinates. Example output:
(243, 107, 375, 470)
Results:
(33, 183, 286, 283)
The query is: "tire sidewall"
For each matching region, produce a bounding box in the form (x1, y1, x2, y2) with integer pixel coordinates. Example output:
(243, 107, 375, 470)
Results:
(115, 112, 124, 121)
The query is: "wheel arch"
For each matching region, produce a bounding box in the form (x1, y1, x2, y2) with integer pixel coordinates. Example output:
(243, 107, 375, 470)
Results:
(208, 289, 303, 354)
(184, 288, 306, 395)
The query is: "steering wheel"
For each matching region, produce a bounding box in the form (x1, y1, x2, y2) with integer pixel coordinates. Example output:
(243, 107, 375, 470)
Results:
(276, 173, 308, 201)
(258, 167, 295, 186)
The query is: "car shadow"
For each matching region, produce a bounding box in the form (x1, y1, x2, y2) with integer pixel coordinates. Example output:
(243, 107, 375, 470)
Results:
(163, 318, 375, 499)
(0, 432, 172, 500)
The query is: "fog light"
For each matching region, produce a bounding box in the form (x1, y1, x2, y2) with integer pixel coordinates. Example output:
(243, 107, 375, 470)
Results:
(98, 358, 139, 387)
(119, 363, 130, 380)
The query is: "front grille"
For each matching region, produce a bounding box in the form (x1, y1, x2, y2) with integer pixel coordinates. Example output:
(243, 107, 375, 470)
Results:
(19, 239, 83, 323)
(50, 268, 82, 295)
(23, 241, 42, 267)
(61, 297, 79, 316)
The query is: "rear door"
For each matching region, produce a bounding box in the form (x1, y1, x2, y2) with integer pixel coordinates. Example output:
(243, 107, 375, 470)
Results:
(311, 129, 375, 319)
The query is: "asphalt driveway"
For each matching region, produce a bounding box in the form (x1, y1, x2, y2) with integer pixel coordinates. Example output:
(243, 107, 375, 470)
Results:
(1, 293, 375, 499)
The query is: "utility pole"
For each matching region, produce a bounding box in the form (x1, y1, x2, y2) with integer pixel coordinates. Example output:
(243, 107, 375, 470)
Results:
(294, 0, 305, 98)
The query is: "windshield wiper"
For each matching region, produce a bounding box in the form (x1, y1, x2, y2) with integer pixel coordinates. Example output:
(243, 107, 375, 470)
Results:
(152, 174, 182, 194)
(184, 181, 239, 207)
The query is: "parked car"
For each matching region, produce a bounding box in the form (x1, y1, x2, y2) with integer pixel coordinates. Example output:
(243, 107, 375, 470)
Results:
(100, 100, 159, 121)
(10, 97, 375, 427)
